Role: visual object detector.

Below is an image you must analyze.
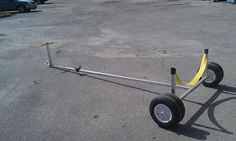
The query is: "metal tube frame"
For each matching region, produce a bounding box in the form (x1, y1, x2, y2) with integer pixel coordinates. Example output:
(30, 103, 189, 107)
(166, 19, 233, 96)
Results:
(171, 68, 177, 95)
(43, 44, 209, 100)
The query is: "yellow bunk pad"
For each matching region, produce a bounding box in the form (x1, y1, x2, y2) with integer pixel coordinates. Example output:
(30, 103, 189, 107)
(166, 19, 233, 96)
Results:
(176, 53, 208, 87)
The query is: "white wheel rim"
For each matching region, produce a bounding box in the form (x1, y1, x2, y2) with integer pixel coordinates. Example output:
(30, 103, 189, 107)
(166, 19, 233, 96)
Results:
(205, 69, 216, 83)
(154, 104, 172, 123)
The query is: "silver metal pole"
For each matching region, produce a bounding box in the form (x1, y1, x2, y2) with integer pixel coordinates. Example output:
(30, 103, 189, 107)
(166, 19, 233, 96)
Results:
(46, 46, 52, 66)
(179, 75, 208, 99)
(171, 68, 176, 95)
(205, 49, 209, 82)
(48, 64, 190, 90)
(41, 42, 54, 66)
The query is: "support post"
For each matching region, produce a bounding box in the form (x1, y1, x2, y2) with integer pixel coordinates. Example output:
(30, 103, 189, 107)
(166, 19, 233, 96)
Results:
(41, 42, 54, 67)
(46, 45, 52, 66)
(171, 67, 176, 95)
(204, 48, 209, 79)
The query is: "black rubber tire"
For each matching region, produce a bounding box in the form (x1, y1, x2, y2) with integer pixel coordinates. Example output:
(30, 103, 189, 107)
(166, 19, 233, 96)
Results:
(17, 5, 26, 13)
(203, 62, 224, 87)
(164, 93, 185, 121)
(149, 95, 182, 129)
(209, 62, 224, 82)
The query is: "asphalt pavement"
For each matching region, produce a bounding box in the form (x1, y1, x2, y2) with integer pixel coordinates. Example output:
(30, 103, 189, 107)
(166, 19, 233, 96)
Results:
(0, 0, 236, 140)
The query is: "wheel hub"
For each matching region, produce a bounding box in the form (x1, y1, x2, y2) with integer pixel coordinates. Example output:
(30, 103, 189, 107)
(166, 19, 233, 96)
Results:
(205, 69, 216, 83)
(154, 104, 172, 123)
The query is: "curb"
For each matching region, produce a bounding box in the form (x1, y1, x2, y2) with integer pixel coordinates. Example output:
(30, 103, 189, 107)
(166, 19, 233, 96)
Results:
(0, 11, 11, 18)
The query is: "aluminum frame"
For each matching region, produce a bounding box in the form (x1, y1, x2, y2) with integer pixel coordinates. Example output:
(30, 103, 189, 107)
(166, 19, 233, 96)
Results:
(42, 43, 209, 100)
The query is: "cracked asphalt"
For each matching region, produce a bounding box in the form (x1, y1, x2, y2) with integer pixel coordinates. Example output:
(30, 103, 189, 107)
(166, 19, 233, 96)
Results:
(0, 0, 236, 140)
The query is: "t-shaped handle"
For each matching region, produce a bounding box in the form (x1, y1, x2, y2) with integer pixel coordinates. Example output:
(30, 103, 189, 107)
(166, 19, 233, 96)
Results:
(41, 42, 54, 47)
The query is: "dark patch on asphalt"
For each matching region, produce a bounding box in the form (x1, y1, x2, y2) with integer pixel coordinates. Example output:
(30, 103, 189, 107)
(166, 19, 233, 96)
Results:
(56, 50, 62, 54)
(103, 0, 123, 4)
(142, 76, 148, 79)
(153, 2, 190, 7)
(93, 115, 99, 119)
(134, 0, 189, 7)
(33, 80, 40, 85)
(158, 50, 167, 54)
(0, 34, 6, 36)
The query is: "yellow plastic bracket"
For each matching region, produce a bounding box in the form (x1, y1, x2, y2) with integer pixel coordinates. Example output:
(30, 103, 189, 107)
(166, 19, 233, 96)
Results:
(176, 53, 208, 87)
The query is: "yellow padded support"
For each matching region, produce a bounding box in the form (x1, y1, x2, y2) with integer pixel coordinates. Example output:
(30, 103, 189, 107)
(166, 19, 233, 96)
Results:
(176, 53, 208, 87)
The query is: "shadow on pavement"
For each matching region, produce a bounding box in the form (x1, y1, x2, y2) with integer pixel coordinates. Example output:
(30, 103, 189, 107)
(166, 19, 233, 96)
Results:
(39, 2, 54, 5)
(82, 73, 236, 139)
(171, 85, 235, 140)
(61, 70, 235, 140)
(73, 73, 161, 95)
(19, 10, 42, 14)
(169, 124, 210, 140)
(9, 10, 41, 15)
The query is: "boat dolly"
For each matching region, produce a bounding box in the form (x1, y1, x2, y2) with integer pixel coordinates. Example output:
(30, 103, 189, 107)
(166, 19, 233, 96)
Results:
(42, 42, 224, 129)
